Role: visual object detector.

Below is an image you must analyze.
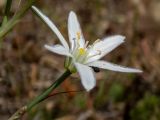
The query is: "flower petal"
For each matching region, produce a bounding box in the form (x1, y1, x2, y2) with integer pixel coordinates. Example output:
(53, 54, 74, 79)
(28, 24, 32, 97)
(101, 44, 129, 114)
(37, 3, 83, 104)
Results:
(75, 63, 96, 91)
(45, 44, 72, 57)
(68, 11, 85, 49)
(87, 35, 125, 63)
(87, 60, 142, 73)
(32, 6, 69, 50)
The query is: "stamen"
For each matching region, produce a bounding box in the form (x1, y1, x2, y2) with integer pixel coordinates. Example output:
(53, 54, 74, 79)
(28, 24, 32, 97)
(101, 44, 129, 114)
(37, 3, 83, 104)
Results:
(72, 38, 76, 41)
(86, 39, 100, 51)
(87, 49, 102, 59)
(72, 38, 77, 51)
(84, 41, 89, 48)
(93, 39, 101, 45)
(77, 32, 81, 40)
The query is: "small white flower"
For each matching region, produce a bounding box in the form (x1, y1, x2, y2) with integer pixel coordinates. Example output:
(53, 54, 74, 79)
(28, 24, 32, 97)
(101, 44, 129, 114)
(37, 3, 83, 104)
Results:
(32, 6, 142, 91)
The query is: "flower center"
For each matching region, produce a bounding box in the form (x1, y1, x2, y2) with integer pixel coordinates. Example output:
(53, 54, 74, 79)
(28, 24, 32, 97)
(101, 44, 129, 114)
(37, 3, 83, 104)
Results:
(79, 48, 86, 55)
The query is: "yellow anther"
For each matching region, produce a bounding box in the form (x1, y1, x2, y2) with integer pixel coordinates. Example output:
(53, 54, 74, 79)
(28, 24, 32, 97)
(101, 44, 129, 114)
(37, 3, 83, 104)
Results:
(77, 32, 81, 40)
(79, 48, 85, 55)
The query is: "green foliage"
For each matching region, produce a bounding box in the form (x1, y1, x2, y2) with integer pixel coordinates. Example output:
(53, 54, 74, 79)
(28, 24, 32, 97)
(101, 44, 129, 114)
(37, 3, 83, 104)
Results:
(130, 93, 160, 120)
(108, 82, 125, 102)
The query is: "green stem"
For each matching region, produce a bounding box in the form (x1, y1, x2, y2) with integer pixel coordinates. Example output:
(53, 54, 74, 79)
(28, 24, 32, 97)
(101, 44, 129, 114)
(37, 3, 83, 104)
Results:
(4, 0, 12, 17)
(27, 69, 71, 111)
(8, 69, 71, 120)
(0, 0, 38, 39)
(1, 0, 12, 26)
(1, 0, 12, 27)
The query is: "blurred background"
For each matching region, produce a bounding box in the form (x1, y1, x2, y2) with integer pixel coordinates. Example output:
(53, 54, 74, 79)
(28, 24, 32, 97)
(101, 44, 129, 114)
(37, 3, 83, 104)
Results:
(0, 0, 160, 120)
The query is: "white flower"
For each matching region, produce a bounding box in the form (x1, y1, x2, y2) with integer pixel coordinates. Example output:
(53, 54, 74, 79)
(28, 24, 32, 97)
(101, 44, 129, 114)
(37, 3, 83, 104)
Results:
(32, 6, 142, 91)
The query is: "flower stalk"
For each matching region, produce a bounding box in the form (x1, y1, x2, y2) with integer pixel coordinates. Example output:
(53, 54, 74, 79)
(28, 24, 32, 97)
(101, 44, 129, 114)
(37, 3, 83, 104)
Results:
(4, 0, 12, 17)
(1, 0, 12, 26)
(8, 70, 71, 120)
(26, 70, 71, 111)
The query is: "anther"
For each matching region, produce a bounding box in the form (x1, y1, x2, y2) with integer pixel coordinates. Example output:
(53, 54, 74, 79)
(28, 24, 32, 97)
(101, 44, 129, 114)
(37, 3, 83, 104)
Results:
(79, 48, 85, 55)
(77, 32, 81, 40)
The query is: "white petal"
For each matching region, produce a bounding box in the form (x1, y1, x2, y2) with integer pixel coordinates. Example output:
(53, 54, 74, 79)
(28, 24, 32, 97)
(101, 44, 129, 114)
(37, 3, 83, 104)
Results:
(68, 11, 85, 49)
(32, 6, 69, 50)
(87, 60, 143, 73)
(87, 35, 125, 63)
(93, 35, 125, 50)
(75, 63, 96, 91)
(45, 44, 72, 57)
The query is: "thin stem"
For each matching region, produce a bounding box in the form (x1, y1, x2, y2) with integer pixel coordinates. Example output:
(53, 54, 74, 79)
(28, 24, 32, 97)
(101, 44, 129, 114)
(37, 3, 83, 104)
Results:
(1, 0, 12, 27)
(8, 106, 27, 120)
(4, 0, 12, 17)
(8, 69, 71, 120)
(0, 0, 38, 39)
(46, 90, 84, 100)
(27, 69, 71, 111)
